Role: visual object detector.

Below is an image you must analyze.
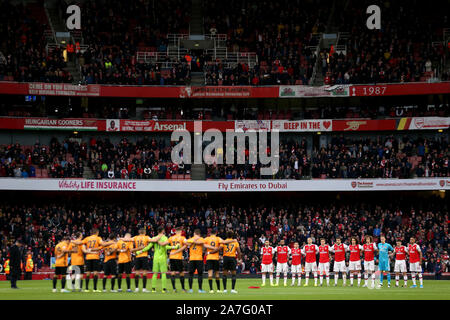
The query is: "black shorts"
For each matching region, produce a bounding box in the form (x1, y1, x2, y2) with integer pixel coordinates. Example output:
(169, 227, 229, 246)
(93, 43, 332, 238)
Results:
(206, 259, 220, 272)
(85, 259, 101, 272)
(170, 259, 184, 272)
(223, 257, 237, 271)
(134, 257, 149, 271)
(104, 260, 117, 276)
(189, 260, 203, 274)
(55, 266, 67, 275)
(70, 264, 84, 274)
(118, 262, 132, 274)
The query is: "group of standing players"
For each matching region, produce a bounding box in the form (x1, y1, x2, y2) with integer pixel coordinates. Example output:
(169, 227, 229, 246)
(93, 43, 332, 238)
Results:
(52, 227, 241, 293)
(260, 235, 424, 288)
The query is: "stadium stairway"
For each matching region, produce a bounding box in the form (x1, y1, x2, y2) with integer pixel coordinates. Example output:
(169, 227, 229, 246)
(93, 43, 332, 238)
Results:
(190, 164, 206, 180)
(82, 163, 95, 179)
(45, 2, 81, 83)
(191, 72, 205, 85)
(190, 0, 204, 35)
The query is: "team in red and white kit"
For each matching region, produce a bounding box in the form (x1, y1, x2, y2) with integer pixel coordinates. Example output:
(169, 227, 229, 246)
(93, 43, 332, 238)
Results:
(303, 238, 319, 286)
(290, 242, 303, 286)
(394, 239, 408, 287)
(348, 237, 363, 287)
(260, 236, 424, 289)
(318, 239, 331, 286)
(260, 240, 275, 286)
(363, 236, 377, 288)
(330, 237, 348, 286)
(274, 239, 291, 286)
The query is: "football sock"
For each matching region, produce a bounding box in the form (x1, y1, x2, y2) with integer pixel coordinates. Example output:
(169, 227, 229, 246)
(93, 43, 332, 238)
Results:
(180, 276, 185, 290)
(419, 273, 423, 286)
(142, 275, 147, 289)
(61, 277, 66, 289)
(357, 273, 361, 286)
(126, 276, 131, 289)
(93, 275, 98, 290)
(262, 273, 266, 285)
(161, 273, 167, 289)
(111, 278, 115, 290)
(171, 275, 176, 289)
(135, 275, 140, 289)
(216, 278, 221, 290)
(208, 278, 213, 290)
(231, 275, 237, 290)
(103, 277, 107, 290)
(53, 277, 57, 289)
(223, 275, 227, 290)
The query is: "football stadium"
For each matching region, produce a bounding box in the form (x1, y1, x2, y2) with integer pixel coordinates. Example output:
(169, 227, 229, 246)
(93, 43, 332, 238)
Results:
(0, 0, 449, 304)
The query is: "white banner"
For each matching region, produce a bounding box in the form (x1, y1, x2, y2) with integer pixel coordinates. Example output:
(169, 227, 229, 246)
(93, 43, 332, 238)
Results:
(0, 178, 448, 192)
(279, 85, 350, 98)
(272, 120, 332, 132)
(408, 117, 450, 130)
(234, 120, 271, 132)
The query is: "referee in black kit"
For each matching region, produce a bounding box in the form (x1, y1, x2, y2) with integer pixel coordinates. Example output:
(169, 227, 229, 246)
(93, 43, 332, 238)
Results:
(9, 239, 23, 289)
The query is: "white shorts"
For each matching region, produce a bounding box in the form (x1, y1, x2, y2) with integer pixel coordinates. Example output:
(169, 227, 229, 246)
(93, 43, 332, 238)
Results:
(409, 262, 422, 272)
(304, 262, 317, 273)
(364, 260, 375, 272)
(318, 262, 330, 275)
(276, 262, 289, 274)
(333, 261, 347, 273)
(261, 263, 273, 273)
(291, 264, 302, 274)
(394, 260, 407, 273)
(348, 260, 361, 271)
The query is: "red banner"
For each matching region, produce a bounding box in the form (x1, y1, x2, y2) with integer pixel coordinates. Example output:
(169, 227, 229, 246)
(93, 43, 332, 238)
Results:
(0, 117, 99, 131)
(332, 119, 397, 131)
(0, 117, 447, 132)
(106, 119, 234, 132)
(349, 82, 450, 97)
(1, 81, 448, 98)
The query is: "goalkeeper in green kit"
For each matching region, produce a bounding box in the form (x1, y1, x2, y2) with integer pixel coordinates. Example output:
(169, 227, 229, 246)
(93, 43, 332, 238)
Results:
(136, 226, 180, 293)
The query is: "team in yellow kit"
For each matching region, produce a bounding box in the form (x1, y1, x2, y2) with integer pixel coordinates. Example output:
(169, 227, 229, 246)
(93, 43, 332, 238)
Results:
(53, 227, 241, 294)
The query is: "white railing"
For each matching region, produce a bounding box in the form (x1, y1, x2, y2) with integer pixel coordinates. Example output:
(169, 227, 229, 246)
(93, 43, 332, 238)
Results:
(204, 50, 258, 67)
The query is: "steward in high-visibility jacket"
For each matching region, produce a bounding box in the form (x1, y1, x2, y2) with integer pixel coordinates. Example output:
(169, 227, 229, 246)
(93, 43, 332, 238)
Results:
(25, 255, 33, 280)
(4, 259, 10, 280)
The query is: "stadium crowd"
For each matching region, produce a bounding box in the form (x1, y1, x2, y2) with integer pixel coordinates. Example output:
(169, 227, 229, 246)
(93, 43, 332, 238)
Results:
(1, 135, 448, 180)
(322, 0, 447, 85)
(0, 1, 72, 83)
(0, 196, 448, 274)
(0, 139, 85, 178)
(202, 0, 327, 85)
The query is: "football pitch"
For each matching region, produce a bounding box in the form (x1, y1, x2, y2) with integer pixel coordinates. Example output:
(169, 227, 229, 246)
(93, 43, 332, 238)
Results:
(1, 279, 449, 300)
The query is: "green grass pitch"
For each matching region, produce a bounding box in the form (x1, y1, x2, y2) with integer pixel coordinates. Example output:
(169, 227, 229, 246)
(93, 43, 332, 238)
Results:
(1, 279, 449, 300)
